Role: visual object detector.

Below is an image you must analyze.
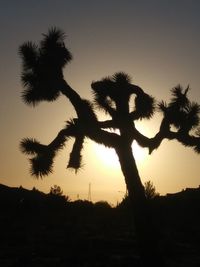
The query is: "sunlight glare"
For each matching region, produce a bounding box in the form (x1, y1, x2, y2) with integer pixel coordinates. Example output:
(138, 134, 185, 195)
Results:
(132, 140, 148, 164)
(93, 144, 119, 169)
(93, 140, 148, 170)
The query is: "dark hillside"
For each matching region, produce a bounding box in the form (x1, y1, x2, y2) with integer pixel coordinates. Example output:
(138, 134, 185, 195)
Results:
(0, 184, 137, 267)
(0, 184, 200, 266)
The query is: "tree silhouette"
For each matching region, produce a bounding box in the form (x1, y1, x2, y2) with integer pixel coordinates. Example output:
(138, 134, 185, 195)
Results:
(19, 28, 200, 266)
(49, 185, 63, 196)
(48, 184, 69, 207)
(144, 180, 159, 200)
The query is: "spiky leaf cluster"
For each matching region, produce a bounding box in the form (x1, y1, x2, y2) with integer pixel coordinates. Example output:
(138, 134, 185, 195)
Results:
(19, 27, 72, 105)
(159, 85, 200, 133)
(20, 138, 46, 155)
(67, 135, 84, 171)
(134, 93, 155, 119)
(20, 134, 68, 177)
(20, 138, 55, 177)
(91, 72, 132, 113)
(30, 151, 55, 177)
(92, 72, 155, 120)
(170, 85, 189, 108)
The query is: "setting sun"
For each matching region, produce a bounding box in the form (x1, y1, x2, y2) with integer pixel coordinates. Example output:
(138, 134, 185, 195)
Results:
(93, 140, 148, 169)
(132, 140, 148, 164)
(93, 144, 119, 169)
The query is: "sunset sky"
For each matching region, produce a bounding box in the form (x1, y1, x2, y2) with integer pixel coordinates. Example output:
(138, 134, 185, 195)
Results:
(1, 0, 200, 204)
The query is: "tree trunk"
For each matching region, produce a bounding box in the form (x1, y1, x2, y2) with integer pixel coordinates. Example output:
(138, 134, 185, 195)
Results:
(116, 144, 165, 267)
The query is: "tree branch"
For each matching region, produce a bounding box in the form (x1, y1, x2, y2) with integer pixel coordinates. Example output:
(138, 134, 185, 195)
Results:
(87, 128, 120, 148)
(134, 116, 200, 154)
(48, 126, 76, 151)
(67, 134, 85, 171)
(133, 118, 172, 154)
(174, 131, 200, 151)
(59, 80, 97, 121)
(98, 119, 118, 129)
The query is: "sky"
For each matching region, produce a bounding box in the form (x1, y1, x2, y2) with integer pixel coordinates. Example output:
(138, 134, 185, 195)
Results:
(1, 0, 200, 205)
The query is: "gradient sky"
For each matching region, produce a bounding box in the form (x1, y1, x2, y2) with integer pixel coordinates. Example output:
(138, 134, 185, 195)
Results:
(1, 0, 200, 204)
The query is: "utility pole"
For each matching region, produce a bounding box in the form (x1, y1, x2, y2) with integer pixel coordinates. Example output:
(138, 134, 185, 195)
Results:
(88, 183, 92, 202)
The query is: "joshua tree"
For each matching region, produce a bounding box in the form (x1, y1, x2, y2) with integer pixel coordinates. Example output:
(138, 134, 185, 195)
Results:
(19, 28, 200, 266)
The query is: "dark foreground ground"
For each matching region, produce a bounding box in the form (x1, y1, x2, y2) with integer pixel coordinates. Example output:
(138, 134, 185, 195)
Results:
(0, 184, 200, 267)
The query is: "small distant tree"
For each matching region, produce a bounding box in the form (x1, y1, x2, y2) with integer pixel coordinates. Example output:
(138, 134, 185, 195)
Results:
(48, 184, 70, 206)
(144, 180, 159, 200)
(49, 185, 63, 196)
(94, 201, 112, 209)
(32, 186, 38, 191)
(19, 28, 200, 266)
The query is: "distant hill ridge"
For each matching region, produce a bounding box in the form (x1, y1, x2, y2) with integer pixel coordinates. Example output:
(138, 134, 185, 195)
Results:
(1, 183, 200, 205)
(0, 183, 46, 200)
(166, 186, 200, 199)
(0, 184, 112, 211)
(0, 183, 65, 212)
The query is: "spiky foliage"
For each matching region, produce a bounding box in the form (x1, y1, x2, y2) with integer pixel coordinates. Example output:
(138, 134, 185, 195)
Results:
(20, 138, 55, 177)
(19, 27, 72, 106)
(169, 85, 189, 109)
(92, 72, 132, 107)
(40, 27, 72, 68)
(20, 126, 72, 177)
(158, 85, 200, 133)
(92, 72, 155, 120)
(134, 93, 155, 119)
(67, 135, 84, 171)
(20, 138, 46, 155)
(91, 77, 116, 115)
(30, 150, 55, 177)
(112, 72, 132, 84)
(19, 42, 38, 71)
(158, 100, 168, 113)
(184, 102, 200, 128)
